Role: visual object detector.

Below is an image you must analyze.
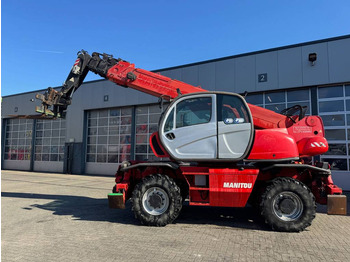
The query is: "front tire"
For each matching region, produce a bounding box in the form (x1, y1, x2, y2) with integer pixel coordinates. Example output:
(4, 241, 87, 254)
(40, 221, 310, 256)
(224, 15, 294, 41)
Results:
(131, 174, 182, 226)
(260, 177, 316, 232)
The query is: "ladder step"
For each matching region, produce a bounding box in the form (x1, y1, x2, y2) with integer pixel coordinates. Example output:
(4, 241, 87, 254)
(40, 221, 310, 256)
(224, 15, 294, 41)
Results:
(189, 187, 209, 191)
(182, 172, 209, 175)
(189, 202, 210, 206)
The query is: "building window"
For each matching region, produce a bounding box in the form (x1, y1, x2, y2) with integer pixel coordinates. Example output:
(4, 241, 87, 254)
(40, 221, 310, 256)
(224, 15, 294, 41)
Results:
(318, 84, 350, 171)
(318, 85, 343, 99)
(135, 104, 164, 161)
(245, 93, 263, 105)
(265, 92, 285, 105)
(86, 107, 132, 164)
(34, 119, 66, 162)
(4, 119, 33, 160)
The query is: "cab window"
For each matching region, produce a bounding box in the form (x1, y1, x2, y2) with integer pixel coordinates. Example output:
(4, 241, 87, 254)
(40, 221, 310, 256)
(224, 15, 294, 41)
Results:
(176, 97, 212, 128)
(163, 108, 174, 132)
(217, 94, 250, 124)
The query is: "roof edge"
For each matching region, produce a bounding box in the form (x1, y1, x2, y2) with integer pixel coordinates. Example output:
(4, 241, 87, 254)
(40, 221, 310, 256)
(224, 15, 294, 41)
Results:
(153, 34, 350, 72)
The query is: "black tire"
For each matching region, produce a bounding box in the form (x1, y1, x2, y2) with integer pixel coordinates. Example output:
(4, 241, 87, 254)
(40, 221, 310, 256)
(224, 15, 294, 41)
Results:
(248, 181, 264, 209)
(131, 174, 182, 226)
(260, 177, 316, 232)
(177, 180, 189, 202)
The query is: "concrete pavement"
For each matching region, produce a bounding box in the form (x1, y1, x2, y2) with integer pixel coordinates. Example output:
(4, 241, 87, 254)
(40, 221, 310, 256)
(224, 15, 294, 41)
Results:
(2, 170, 350, 262)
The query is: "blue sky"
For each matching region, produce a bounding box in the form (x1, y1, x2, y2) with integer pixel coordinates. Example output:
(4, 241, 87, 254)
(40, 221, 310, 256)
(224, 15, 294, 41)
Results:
(2, 0, 350, 96)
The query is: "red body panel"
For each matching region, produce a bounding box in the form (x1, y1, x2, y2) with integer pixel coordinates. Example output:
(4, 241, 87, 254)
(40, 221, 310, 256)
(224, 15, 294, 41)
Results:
(208, 168, 259, 207)
(248, 116, 328, 160)
(297, 137, 328, 157)
(248, 129, 299, 160)
(287, 116, 325, 142)
(179, 166, 259, 207)
(287, 116, 328, 157)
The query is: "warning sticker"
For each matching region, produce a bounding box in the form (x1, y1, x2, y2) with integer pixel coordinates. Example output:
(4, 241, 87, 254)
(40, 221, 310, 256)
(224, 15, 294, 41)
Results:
(293, 126, 312, 134)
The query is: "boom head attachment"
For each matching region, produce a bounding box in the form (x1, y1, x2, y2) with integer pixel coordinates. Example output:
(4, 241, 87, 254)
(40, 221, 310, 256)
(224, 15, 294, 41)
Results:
(34, 50, 120, 119)
(35, 87, 68, 118)
(34, 50, 91, 119)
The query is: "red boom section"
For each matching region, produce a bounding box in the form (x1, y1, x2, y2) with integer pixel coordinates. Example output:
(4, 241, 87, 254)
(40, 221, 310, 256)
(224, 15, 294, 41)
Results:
(106, 61, 207, 100)
(106, 61, 293, 129)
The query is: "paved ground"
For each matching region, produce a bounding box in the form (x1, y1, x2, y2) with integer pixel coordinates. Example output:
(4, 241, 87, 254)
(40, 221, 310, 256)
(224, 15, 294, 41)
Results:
(2, 170, 350, 262)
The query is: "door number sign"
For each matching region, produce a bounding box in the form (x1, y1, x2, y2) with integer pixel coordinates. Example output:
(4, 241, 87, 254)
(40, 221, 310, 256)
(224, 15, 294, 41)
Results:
(258, 73, 267, 82)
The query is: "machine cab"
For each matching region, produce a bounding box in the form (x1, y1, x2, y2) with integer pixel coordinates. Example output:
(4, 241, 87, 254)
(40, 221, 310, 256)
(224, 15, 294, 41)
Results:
(159, 92, 254, 161)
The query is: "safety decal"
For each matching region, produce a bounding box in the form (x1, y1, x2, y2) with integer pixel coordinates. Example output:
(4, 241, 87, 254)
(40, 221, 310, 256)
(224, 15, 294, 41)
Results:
(310, 142, 326, 148)
(71, 59, 81, 74)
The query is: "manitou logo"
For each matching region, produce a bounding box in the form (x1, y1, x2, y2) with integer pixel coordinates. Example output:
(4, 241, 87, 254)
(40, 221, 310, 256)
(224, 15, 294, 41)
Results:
(223, 182, 252, 189)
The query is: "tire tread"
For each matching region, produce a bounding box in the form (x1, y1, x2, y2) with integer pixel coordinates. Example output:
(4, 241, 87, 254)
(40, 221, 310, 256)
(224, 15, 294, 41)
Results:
(260, 177, 316, 232)
(131, 174, 182, 227)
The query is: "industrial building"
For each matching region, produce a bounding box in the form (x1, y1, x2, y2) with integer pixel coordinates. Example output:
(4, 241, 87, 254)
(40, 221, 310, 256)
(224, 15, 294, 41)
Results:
(2, 35, 350, 189)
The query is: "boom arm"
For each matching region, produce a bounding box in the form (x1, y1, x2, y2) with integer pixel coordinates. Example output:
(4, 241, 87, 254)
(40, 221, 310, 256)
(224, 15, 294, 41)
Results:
(36, 50, 120, 117)
(36, 50, 297, 129)
(35, 50, 206, 118)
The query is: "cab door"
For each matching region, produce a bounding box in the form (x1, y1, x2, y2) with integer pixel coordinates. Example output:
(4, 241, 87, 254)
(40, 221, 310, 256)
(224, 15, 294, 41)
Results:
(159, 94, 217, 160)
(217, 94, 254, 160)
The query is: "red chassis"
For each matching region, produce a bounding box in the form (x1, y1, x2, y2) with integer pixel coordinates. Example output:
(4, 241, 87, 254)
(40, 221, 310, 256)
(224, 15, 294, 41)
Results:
(114, 161, 342, 209)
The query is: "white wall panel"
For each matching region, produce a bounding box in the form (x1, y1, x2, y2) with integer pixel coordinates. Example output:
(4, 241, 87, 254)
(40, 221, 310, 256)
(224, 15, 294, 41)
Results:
(181, 66, 199, 87)
(85, 163, 118, 176)
(3, 160, 30, 171)
(328, 38, 350, 83)
(160, 68, 182, 81)
(302, 43, 329, 86)
(235, 56, 256, 93)
(278, 47, 303, 88)
(198, 63, 216, 91)
(215, 59, 235, 92)
(34, 161, 64, 173)
(256, 52, 278, 91)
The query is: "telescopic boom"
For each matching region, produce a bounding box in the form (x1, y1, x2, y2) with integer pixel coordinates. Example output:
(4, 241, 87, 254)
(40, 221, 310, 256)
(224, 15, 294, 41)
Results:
(36, 50, 304, 129)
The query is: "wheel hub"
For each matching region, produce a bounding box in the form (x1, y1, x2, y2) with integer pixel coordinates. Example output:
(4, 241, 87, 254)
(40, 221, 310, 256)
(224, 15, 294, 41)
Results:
(279, 198, 295, 214)
(272, 191, 303, 222)
(142, 187, 169, 216)
(148, 193, 163, 209)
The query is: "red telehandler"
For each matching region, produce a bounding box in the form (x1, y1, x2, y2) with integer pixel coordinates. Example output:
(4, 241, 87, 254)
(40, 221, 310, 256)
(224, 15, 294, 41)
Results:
(35, 50, 343, 232)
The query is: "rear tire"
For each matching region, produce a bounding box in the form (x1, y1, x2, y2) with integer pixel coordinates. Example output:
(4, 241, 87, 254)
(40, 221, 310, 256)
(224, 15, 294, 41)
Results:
(131, 174, 182, 226)
(260, 177, 316, 232)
